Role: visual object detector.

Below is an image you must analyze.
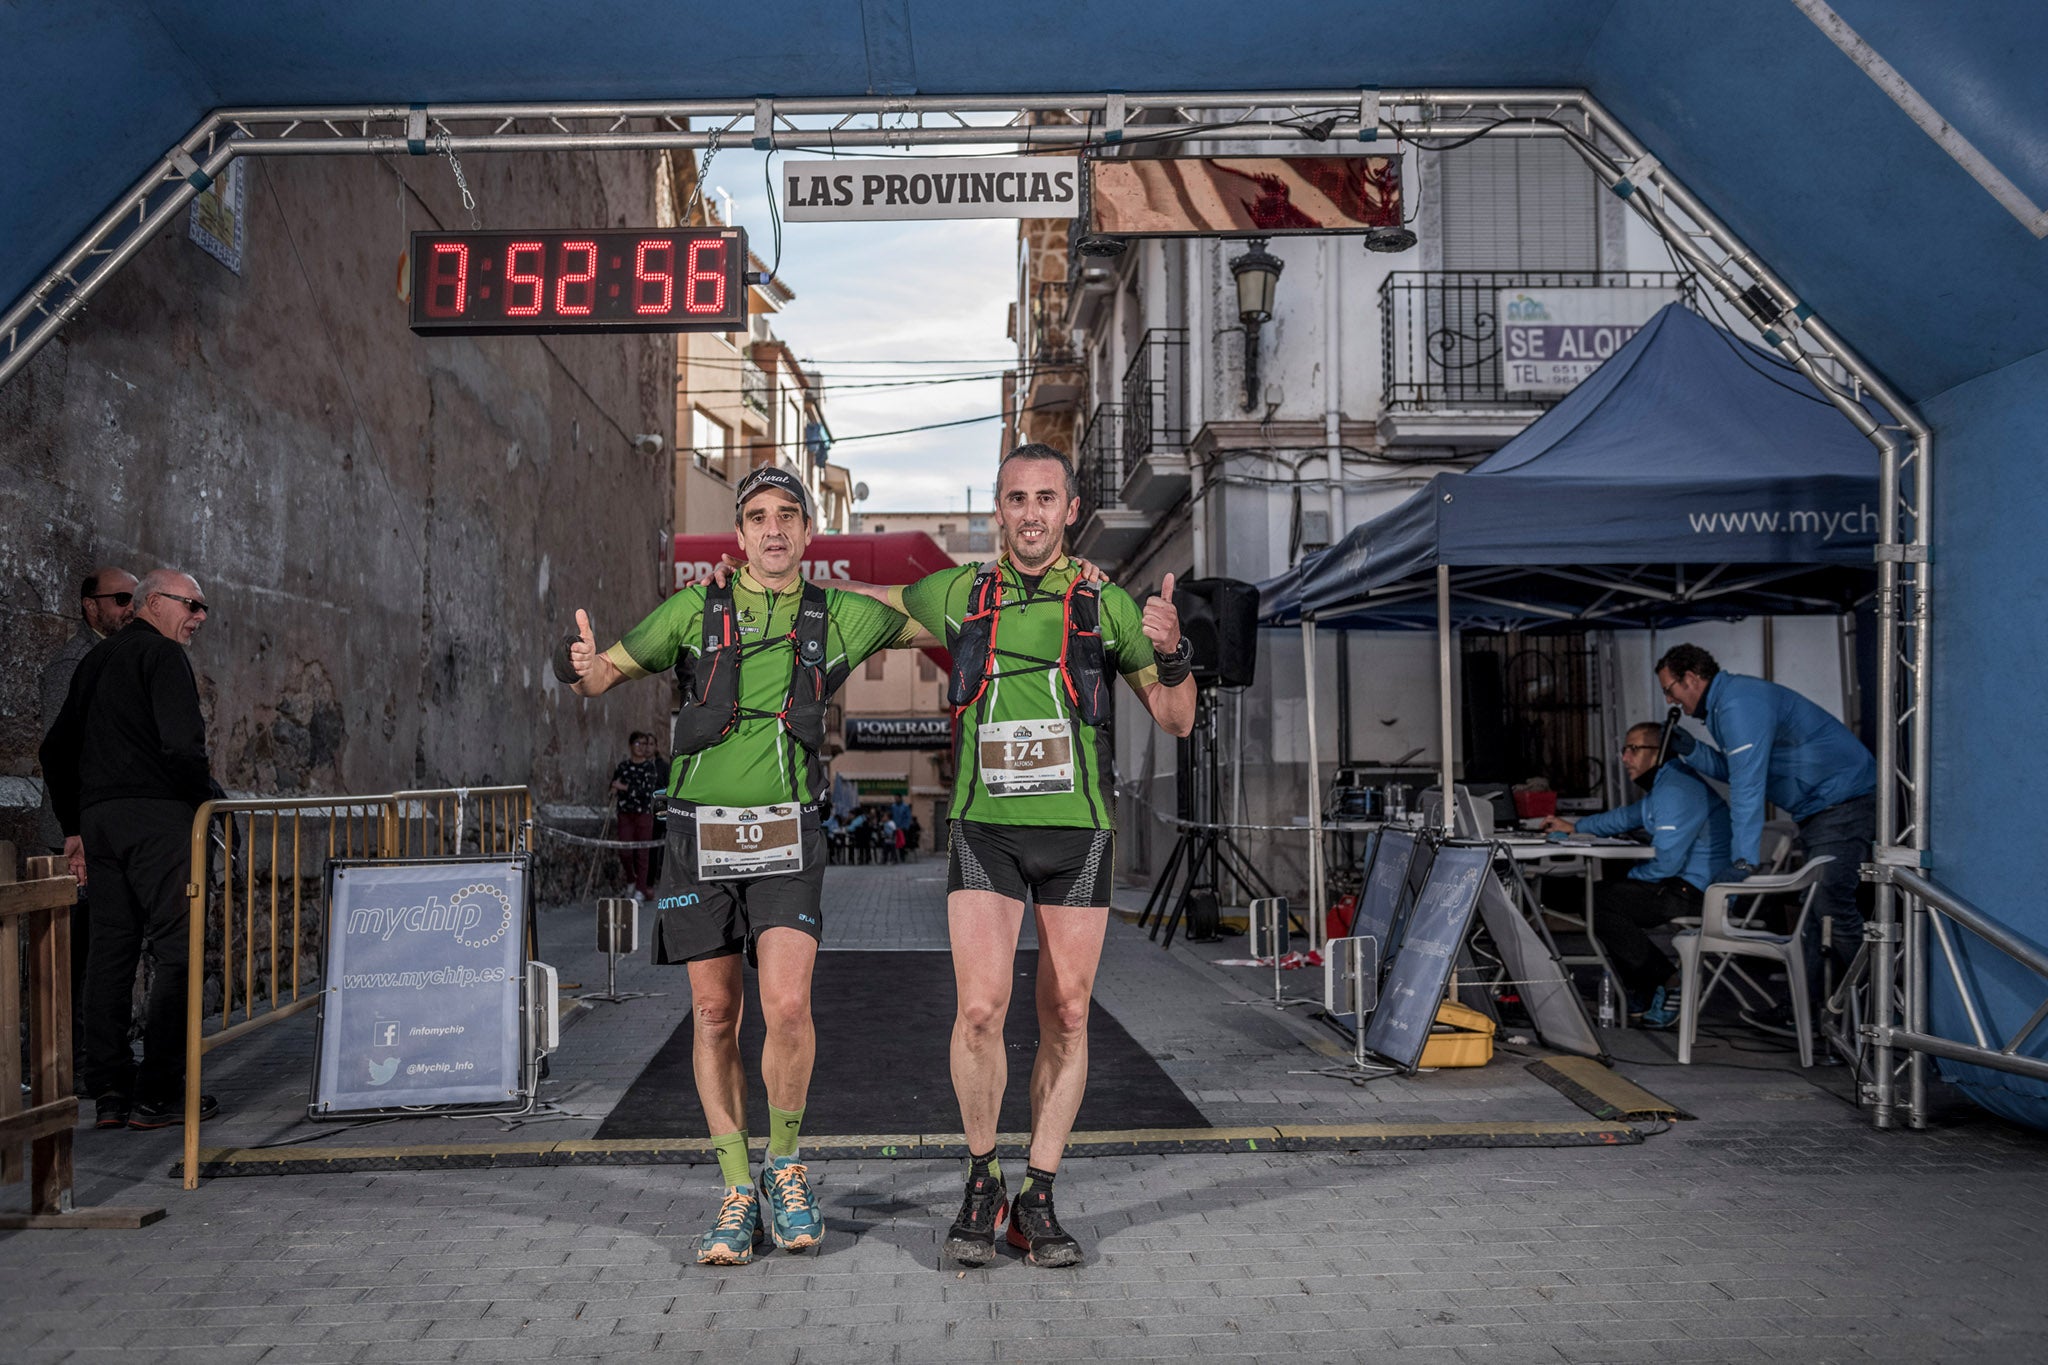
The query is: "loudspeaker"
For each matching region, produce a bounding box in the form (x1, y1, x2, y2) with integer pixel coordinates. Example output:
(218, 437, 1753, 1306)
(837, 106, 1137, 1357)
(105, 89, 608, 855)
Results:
(1170, 578, 1261, 687)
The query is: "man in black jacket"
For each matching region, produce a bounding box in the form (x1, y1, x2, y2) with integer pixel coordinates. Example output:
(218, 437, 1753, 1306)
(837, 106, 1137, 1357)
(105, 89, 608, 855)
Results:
(40, 568, 219, 1130)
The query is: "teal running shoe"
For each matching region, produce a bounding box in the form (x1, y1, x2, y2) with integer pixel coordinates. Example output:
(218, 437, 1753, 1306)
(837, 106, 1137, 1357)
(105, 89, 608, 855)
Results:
(760, 1156, 824, 1252)
(697, 1185, 765, 1265)
(1639, 984, 1682, 1030)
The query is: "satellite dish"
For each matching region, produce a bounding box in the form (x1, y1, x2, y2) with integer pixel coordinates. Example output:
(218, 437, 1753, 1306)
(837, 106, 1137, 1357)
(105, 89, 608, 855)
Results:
(853, 481, 870, 502)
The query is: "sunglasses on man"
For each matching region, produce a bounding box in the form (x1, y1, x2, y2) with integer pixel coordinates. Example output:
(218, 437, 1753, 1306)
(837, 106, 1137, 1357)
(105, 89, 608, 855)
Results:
(87, 591, 133, 607)
(157, 592, 210, 616)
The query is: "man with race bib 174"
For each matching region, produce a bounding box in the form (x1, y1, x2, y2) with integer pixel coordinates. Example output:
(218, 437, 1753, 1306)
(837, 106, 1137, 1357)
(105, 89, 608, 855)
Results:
(879, 442, 1196, 1268)
(556, 466, 916, 1266)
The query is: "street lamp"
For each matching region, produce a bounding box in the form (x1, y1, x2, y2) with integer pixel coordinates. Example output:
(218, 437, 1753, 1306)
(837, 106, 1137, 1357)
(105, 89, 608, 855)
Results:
(1229, 239, 1284, 412)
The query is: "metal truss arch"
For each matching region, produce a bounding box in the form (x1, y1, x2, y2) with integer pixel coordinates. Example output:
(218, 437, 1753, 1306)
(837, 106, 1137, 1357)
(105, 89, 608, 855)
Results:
(0, 87, 1937, 1126)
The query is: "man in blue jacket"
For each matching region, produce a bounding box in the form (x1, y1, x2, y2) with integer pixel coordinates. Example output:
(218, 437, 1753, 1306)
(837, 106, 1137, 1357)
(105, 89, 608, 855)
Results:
(1544, 721, 1731, 1027)
(1656, 643, 1876, 1005)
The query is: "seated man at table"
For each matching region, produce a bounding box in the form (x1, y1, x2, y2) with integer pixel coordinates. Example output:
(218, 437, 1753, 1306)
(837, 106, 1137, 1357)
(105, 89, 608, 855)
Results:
(1542, 721, 1731, 1027)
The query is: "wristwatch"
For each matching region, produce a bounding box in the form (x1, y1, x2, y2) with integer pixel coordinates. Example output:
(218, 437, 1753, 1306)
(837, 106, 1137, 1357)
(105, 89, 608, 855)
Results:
(1156, 636, 1195, 685)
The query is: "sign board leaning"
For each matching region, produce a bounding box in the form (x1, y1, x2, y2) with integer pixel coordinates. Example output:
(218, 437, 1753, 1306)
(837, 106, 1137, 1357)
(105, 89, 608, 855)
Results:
(781, 158, 1079, 222)
(1498, 287, 1676, 395)
(311, 857, 529, 1118)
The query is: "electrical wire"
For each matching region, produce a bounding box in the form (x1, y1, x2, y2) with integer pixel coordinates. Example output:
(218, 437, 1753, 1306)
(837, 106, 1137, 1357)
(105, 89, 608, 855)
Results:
(740, 395, 1077, 451)
(1655, 234, 1859, 411)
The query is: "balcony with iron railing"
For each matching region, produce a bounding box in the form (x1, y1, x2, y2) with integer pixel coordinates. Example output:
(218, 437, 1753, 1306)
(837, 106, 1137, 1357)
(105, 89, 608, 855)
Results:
(1020, 279, 1083, 415)
(1377, 270, 1691, 448)
(740, 359, 770, 426)
(1119, 328, 1189, 511)
(1072, 401, 1149, 567)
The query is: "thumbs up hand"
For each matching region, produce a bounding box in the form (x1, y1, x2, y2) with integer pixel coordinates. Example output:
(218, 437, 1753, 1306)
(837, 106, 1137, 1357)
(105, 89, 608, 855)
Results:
(570, 609, 598, 678)
(1142, 572, 1183, 654)
(553, 608, 600, 686)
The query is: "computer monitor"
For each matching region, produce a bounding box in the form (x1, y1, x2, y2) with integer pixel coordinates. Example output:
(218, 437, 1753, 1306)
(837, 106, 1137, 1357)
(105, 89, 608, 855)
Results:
(1419, 785, 1494, 839)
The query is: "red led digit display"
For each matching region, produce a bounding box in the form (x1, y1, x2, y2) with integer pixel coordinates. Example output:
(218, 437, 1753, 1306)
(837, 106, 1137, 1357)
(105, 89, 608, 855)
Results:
(408, 228, 748, 336)
(634, 240, 673, 315)
(553, 240, 597, 316)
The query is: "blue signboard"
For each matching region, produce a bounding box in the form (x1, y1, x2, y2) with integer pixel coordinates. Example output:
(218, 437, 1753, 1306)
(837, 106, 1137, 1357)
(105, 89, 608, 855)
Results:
(311, 857, 529, 1117)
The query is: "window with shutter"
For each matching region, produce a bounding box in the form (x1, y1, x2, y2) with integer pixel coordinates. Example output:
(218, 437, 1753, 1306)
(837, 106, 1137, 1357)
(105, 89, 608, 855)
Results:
(1429, 139, 1601, 403)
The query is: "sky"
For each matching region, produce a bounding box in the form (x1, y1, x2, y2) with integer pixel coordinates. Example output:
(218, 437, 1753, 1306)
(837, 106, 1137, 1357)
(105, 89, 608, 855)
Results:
(714, 152, 1019, 515)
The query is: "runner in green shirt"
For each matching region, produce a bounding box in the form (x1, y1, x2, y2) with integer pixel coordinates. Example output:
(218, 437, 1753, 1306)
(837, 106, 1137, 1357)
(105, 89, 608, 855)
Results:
(885, 443, 1196, 1268)
(556, 466, 914, 1267)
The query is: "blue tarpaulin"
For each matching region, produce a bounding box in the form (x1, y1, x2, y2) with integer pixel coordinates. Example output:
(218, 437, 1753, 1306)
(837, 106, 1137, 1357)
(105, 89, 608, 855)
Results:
(1263, 305, 1883, 631)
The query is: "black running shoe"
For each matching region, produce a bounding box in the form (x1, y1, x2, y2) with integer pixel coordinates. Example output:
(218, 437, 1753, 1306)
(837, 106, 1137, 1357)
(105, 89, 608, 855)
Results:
(128, 1094, 219, 1129)
(943, 1172, 1008, 1266)
(93, 1093, 130, 1130)
(1005, 1187, 1083, 1268)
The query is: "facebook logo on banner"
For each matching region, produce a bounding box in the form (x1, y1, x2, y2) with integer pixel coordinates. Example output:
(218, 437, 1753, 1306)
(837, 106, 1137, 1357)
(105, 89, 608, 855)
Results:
(373, 1020, 401, 1049)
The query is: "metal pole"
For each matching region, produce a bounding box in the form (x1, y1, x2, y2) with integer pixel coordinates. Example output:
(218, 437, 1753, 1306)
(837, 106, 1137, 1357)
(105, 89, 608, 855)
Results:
(1301, 615, 1325, 951)
(1437, 565, 1455, 836)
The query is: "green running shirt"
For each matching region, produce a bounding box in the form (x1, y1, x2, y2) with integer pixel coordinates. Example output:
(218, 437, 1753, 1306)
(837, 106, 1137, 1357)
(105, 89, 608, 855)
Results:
(893, 557, 1159, 830)
(603, 569, 915, 807)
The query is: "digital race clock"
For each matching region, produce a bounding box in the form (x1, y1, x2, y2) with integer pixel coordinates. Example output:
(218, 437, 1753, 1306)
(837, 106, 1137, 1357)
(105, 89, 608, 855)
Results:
(407, 228, 748, 336)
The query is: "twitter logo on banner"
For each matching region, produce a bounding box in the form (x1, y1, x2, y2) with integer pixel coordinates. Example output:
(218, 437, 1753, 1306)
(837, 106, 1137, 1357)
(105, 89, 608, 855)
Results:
(368, 1057, 400, 1085)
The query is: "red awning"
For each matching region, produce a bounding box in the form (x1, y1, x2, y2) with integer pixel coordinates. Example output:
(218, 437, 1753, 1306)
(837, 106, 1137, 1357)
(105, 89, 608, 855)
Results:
(671, 530, 962, 592)
(670, 531, 962, 671)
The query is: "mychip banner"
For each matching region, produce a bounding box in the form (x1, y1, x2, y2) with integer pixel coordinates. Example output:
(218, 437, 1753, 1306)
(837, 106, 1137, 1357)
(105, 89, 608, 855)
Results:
(311, 857, 529, 1117)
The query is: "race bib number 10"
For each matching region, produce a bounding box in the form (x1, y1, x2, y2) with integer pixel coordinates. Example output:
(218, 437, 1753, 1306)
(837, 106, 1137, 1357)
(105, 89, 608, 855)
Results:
(696, 806, 805, 879)
(978, 718, 1076, 796)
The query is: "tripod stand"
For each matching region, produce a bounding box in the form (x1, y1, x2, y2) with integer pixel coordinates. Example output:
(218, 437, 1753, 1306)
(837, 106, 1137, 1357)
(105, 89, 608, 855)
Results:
(1139, 684, 1283, 948)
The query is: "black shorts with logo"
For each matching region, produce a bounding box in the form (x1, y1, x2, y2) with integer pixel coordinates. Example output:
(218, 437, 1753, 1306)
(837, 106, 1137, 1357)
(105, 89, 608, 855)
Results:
(947, 819, 1115, 908)
(651, 807, 827, 965)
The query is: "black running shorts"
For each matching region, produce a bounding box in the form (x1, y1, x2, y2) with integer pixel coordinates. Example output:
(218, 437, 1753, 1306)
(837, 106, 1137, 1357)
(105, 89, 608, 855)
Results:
(651, 810, 827, 964)
(946, 819, 1115, 908)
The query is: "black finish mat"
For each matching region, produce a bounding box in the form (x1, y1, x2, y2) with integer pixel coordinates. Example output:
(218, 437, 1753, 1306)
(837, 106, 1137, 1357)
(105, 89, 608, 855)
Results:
(596, 950, 1208, 1138)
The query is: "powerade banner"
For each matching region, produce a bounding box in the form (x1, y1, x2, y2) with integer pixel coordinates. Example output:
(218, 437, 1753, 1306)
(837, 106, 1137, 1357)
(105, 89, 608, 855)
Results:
(311, 858, 527, 1115)
(845, 716, 952, 750)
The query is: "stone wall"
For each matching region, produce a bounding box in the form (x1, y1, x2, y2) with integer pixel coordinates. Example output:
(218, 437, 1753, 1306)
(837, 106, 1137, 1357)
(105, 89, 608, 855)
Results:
(0, 146, 679, 853)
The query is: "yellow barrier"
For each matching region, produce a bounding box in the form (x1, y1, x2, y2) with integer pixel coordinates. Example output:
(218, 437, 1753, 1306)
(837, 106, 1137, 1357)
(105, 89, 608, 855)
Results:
(181, 785, 531, 1188)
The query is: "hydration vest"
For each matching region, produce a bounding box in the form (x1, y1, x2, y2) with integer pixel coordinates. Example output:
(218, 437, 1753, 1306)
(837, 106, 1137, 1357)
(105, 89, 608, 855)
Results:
(946, 563, 1111, 728)
(671, 579, 831, 762)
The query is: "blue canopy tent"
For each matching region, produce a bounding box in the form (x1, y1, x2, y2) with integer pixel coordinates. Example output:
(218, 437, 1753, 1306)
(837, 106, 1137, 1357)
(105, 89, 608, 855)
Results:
(1263, 303, 1883, 942)
(1267, 304, 1885, 631)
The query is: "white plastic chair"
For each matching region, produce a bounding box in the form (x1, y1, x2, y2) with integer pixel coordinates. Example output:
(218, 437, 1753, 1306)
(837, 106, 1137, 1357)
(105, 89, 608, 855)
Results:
(1673, 856, 1835, 1067)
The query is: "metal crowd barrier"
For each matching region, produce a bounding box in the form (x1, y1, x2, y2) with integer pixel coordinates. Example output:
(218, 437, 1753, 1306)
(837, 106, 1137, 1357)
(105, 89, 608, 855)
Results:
(180, 785, 531, 1188)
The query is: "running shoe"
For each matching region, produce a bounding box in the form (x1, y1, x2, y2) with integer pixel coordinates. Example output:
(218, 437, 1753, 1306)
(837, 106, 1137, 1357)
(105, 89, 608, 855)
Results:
(696, 1185, 766, 1265)
(943, 1171, 1008, 1267)
(760, 1156, 824, 1252)
(127, 1094, 219, 1128)
(1006, 1187, 1083, 1268)
(1638, 985, 1681, 1030)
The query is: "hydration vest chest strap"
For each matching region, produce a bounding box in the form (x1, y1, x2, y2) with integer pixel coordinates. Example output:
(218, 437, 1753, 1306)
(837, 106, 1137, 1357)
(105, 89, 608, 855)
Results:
(671, 577, 831, 757)
(946, 564, 1111, 728)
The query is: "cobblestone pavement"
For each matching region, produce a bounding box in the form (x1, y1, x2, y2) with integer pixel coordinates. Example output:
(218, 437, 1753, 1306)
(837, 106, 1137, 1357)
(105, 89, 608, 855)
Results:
(6, 858, 2048, 1363)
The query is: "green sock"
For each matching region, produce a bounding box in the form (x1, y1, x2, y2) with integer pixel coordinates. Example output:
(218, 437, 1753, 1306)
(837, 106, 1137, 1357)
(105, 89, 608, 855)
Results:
(969, 1148, 1002, 1184)
(1021, 1164, 1056, 1196)
(767, 1104, 804, 1160)
(711, 1132, 752, 1190)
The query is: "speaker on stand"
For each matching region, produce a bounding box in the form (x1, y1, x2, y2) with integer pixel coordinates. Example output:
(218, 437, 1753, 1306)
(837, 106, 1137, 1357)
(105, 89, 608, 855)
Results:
(1134, 579, 1286, 948)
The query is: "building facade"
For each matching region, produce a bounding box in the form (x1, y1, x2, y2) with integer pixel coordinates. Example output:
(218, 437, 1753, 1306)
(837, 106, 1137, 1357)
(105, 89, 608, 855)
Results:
(1, 145, 680, 849)
(1011, 125, 1855, 891)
